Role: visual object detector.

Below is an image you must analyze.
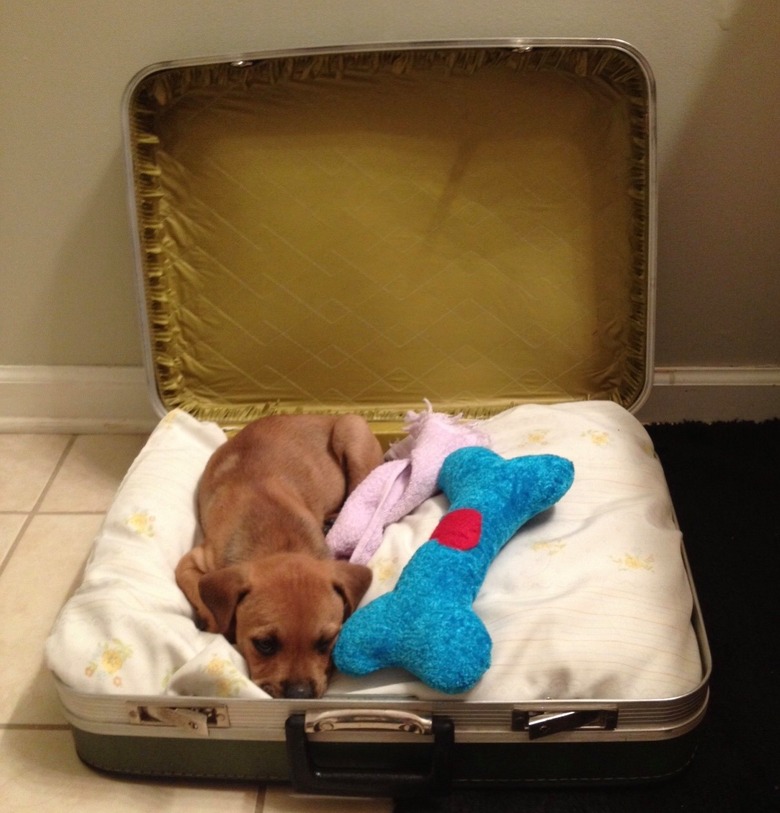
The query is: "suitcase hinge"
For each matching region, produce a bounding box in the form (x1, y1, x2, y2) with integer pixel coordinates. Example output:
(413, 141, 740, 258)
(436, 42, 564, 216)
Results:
(127, 703, 230, 737)
(512, 707, 618, 740)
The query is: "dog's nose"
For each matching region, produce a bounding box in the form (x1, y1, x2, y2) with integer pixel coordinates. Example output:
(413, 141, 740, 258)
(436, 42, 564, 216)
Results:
(282, 681, 316, 699)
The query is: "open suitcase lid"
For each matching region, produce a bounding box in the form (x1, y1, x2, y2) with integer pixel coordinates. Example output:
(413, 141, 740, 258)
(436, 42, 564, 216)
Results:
(123, 39, 656, 434)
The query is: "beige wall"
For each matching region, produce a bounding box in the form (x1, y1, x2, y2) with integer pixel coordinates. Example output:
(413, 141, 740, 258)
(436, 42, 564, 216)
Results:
(1, 0, 778, 369)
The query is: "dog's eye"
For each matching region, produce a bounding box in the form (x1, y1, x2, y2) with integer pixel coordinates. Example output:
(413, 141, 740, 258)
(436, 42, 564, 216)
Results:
(252, 636, 279, 657)
(315, 635, 335, 655)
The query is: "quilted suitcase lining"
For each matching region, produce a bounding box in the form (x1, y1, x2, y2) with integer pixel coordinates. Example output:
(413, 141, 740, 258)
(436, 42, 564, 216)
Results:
(126, 46, 652, 427)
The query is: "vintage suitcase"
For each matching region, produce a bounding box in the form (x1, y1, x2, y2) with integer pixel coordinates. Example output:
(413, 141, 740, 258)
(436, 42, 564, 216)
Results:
(46, 38, 711, 796)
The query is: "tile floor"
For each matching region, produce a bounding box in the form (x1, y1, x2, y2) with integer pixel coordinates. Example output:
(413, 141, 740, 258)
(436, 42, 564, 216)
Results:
(0, 433, 393, 813)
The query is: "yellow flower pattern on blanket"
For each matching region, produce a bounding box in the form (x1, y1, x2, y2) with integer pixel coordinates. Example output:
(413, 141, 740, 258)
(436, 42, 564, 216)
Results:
(160, 409, 182, 428)
(533, 540, 567, 556)
(582, 429, 611, 446)
(85, 639, 133, 687)
(613, 553, 655, 572)
(125, 509, 156, 538)
(371, 555, 402, 586)
(204, 656, 250, 697)
(521, 429, 551, 447)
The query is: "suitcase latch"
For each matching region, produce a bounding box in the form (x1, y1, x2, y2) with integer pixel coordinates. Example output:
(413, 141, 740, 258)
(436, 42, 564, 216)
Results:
(512, 707, 618, 740)
(127, 703, 230, 737)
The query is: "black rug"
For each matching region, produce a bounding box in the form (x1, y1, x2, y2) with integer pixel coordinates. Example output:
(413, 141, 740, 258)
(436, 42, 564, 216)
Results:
(395, 420, 780, 813)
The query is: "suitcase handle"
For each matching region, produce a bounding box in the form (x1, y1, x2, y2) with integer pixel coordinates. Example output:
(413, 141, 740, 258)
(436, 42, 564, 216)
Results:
(284, 712, 454, 797)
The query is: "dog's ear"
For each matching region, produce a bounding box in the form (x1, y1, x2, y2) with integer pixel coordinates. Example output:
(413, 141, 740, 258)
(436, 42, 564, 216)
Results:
(331, 562, 373, 619)
(198, 565, 250, 638)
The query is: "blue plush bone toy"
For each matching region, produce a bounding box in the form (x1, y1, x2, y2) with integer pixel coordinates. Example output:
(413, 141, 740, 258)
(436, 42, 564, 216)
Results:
(333, 446, 575, 694)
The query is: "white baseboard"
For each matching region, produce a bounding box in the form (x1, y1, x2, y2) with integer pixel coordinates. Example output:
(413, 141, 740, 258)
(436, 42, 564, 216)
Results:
(0, 366, 159, 433)
(637, 366, 780, 424)
(0, 365, 777, 433)
(652, 366, 780, 388)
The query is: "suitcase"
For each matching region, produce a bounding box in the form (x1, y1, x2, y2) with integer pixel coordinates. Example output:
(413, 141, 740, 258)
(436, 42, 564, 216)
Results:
(46, 38, 711, 797)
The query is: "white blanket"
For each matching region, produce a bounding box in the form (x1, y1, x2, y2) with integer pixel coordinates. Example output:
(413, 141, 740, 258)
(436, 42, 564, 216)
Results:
(46, 403, 702, 701)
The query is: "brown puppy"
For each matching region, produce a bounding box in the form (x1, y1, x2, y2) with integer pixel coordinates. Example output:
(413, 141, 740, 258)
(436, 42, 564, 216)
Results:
(175, 414, 383, 699)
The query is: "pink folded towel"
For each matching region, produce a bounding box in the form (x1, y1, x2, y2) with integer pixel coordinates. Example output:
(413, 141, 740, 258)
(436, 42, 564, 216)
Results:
(326, 402, 490, 564)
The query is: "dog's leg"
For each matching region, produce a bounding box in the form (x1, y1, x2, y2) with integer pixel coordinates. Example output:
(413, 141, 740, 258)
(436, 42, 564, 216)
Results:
(331, 414, 384, 495)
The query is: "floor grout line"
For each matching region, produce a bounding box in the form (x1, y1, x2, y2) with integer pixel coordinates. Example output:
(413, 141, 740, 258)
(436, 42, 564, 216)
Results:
(0, 435, 76, 579)
(28, 435, 78, 514)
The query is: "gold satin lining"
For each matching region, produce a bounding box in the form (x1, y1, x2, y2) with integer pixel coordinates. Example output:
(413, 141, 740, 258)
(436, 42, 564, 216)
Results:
(128, 46, 651, 428)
